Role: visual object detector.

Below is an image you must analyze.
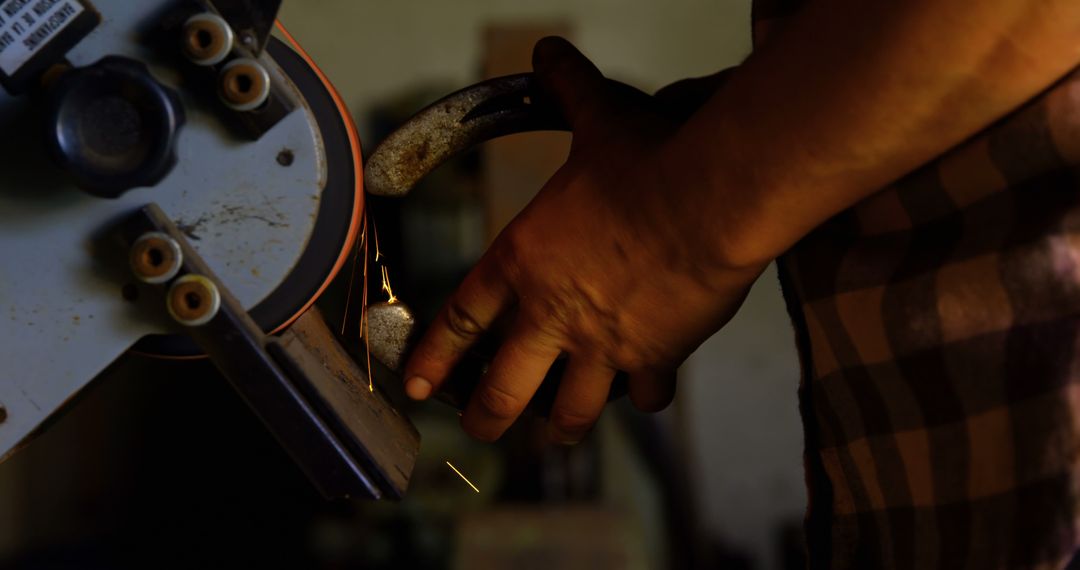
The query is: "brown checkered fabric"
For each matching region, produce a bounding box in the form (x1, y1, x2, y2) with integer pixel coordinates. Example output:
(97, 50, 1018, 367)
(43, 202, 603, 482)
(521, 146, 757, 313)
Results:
(753, 2, 1080, 568)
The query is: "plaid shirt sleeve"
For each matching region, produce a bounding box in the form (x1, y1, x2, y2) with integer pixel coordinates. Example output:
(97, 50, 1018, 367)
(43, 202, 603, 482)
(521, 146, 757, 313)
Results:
(753, 2, 1080, 568)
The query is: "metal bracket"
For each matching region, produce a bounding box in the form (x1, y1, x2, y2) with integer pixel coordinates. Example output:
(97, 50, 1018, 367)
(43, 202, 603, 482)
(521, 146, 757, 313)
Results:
(153, 1, 296, 140)
(119, 204, 419, 500)
(207, 0, 282, 56)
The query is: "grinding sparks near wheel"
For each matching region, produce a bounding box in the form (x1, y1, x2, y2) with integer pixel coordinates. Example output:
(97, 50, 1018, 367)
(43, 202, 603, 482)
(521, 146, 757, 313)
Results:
(356, 216, 402, 391)
(381, 266, 399, 304)
(445, 461, 480, 494)
(0, 2, 421, 501)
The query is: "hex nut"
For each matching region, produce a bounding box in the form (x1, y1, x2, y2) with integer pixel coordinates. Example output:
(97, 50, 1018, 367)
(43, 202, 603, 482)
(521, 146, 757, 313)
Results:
(182, 13, 234, 66)
(219, 58, 271, 112)
(167, 274, 221, 327)
(130, 232, 182, 284)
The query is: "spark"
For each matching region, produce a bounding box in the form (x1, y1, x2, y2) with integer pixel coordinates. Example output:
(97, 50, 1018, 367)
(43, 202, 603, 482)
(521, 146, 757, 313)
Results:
(340, 218, 366, 335)
(361, 213, 373, 393)
(381, 265, 399, 304)
(373, 219, 384, 262)
(446, 461, 480, 493)
(362, 313, 373, 393)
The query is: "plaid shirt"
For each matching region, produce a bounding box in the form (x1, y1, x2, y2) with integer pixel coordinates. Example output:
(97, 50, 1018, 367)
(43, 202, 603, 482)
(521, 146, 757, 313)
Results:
(754, 1, 1080, 568)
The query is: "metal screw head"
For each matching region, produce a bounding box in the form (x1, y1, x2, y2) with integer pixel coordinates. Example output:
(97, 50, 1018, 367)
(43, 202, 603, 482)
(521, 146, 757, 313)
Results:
(218, 58, 271, 112)
(166, 274, 221, 327)
(277, 149, 294, 167)
(130, 232, 182, 284)
(182, 13, 234, 66)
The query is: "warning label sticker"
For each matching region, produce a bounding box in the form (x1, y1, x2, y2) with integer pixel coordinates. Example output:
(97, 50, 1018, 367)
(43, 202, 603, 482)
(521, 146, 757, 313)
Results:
(0, 0, 85, 76)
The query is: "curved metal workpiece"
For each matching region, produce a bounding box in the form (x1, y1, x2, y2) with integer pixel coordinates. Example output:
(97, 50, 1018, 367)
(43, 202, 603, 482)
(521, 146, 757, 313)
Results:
(365, 73, 569, 198)
(364, 73, 642, 413)
(366, 301, 418, 373)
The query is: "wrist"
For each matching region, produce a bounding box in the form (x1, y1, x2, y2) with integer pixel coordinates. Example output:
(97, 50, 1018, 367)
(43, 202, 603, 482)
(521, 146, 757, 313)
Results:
(653, 124, 787, 275)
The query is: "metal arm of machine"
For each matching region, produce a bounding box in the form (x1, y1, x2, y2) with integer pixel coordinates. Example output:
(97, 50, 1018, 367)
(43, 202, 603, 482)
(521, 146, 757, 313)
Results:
(118, 204, 418, 501)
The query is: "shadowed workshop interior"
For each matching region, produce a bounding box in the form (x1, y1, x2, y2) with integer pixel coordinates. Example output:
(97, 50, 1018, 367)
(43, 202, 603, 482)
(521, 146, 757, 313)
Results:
(0, 1, 806, 568)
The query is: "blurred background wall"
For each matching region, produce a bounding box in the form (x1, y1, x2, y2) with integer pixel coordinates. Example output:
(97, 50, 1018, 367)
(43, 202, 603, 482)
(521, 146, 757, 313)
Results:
(279, 1, 806, 567)
(276, 0, 753, 143)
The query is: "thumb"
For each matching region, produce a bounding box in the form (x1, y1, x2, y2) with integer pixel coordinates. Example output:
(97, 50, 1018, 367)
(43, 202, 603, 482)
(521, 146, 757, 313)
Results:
(532, 37, 606, 128)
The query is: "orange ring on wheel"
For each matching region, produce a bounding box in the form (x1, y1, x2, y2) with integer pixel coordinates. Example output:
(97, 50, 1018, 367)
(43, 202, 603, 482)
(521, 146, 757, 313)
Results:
(271, 20, 365, 334)
(135, 22, 365, 359)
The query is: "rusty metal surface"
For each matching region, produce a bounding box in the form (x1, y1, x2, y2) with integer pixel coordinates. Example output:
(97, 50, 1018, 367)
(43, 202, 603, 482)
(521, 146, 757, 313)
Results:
(277, 307, 420, 499)
(365, 301, 417, 373)
(365, 73, 568, 198)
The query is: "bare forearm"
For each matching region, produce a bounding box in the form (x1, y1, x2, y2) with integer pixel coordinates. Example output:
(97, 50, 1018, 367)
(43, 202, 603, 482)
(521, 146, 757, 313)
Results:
(668, 0, 1080, 267)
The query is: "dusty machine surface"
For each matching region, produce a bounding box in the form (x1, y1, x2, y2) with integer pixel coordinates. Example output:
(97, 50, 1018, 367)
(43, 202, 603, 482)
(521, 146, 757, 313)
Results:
(0, 0, 420, 500)
(0, 0, 598, 502)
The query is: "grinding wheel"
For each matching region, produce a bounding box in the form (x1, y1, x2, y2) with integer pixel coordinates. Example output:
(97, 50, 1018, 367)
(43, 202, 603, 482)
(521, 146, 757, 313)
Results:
(134, 33, 365, 357)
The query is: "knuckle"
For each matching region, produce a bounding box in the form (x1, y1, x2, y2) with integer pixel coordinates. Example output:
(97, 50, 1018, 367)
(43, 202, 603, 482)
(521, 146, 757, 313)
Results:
(444, 300, 485, 340)
(475, 384, 526, 421)
(610, 333, 664, 372)
(493, 228, 529, 281)
(612, 345, 646, 372)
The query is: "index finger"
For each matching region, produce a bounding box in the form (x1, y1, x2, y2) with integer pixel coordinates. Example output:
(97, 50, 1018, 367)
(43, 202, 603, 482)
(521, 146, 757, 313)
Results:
(403, 254, 514, 400)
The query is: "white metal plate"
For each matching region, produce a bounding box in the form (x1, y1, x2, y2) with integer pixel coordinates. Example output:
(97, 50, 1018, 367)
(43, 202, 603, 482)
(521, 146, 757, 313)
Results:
(0, 0, 327, 459)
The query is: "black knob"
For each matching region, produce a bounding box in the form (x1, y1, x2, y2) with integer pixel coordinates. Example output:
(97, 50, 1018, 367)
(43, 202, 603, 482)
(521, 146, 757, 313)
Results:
(45, 56, 185, 198)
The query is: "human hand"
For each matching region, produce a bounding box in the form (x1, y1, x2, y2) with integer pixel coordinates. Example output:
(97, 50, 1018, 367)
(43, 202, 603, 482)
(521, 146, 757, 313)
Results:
(653, 68, 735, 122)
(403, 37, 766, 443)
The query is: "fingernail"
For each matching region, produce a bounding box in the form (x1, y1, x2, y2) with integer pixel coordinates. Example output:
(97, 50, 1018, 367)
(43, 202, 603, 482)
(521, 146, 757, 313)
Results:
(405, 377, 432, 400)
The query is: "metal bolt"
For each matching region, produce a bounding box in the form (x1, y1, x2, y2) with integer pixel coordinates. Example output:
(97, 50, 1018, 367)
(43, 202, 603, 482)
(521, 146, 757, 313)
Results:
(181, 13, 234, 66)
(166, 274, 221, 327)
(130, 232, 183, 284)
(276, 149, 294, 167)
(218, 58, 271, 112)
